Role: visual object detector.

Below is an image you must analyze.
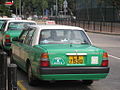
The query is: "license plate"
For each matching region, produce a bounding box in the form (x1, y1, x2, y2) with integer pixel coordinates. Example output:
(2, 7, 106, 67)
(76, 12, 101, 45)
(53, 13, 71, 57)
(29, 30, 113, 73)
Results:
(69, 56, 84, 64)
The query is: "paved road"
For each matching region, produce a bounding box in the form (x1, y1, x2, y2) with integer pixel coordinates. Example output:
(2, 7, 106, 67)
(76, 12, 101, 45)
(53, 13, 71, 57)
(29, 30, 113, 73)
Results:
(16, 32, 120, 90)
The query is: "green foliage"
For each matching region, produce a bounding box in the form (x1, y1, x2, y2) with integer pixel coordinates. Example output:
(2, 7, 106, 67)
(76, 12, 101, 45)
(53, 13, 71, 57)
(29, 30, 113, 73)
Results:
(0, 4, 11, 17)
(14, 0, 19, 8)
(0, 0, 76, 17)
(111, 0, 120, 9)
(1, 0, 120, 17)
(97, 0, 120, 8)
(20, 0, 65, 16)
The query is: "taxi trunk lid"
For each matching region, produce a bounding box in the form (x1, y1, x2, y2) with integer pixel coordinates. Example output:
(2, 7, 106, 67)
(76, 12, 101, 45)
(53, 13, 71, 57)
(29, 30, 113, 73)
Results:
(5, 30, 22, 40)
(39, 44, 104, 67)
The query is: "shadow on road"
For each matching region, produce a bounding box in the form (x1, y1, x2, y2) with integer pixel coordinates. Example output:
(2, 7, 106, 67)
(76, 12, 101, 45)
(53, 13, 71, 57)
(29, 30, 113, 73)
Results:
(35, 80, 92, 89)
(17, 68, 93, 90)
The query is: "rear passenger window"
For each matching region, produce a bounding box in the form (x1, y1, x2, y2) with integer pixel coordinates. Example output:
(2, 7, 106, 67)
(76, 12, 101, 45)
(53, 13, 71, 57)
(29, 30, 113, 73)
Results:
(24, 28, 35, 45)
(19, 31, 29, 43)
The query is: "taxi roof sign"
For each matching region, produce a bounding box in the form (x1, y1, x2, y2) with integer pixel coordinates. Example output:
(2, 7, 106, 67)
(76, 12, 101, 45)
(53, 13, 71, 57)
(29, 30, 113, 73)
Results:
(45, 21, 56, 25)
(5, 1, 13, 6)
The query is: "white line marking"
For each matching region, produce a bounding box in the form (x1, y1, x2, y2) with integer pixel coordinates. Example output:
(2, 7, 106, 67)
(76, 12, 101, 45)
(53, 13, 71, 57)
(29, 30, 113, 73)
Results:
(109, 55, 120, 60)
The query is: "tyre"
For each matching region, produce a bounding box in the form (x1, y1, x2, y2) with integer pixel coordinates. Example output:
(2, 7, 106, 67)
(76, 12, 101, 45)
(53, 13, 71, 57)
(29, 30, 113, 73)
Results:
(7, 50, 12, 56)
(82, 80, 93, 85)
(27, 64, 37, 86)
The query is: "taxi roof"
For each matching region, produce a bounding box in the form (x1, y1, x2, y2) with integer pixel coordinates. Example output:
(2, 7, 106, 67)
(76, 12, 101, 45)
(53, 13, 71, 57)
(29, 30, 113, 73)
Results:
(31, 24, 84, 31)
(7, 20, 36, 23)
(0, 18, 15, 20)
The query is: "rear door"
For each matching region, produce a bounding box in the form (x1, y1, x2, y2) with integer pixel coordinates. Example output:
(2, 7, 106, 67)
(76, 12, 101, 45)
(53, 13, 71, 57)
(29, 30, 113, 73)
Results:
(12, 30, 29, 66)
(19, 28, 36, 69)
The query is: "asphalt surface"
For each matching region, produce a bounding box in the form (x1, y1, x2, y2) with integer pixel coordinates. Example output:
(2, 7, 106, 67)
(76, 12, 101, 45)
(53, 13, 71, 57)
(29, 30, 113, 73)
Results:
(16, 32, 120, 90)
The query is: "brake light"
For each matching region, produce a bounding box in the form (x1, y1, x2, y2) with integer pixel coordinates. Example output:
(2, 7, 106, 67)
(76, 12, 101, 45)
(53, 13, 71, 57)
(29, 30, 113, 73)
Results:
(5, 35, 10, 38)
(102, 60, 108, 67)
(102, 52, 109, 66)
(5, 39, 10, 43)
(40, 53, 49, 67)
(5, 35, 11, 43)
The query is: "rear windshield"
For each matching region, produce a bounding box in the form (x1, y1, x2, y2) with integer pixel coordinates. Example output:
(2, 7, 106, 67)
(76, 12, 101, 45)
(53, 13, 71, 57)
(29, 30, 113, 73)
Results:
(7, 22, 36, 31)
(39, 29, 91, 45)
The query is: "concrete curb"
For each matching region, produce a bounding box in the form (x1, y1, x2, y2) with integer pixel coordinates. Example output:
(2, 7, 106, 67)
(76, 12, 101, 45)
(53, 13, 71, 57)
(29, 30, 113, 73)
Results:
(17, 80, 27, 90)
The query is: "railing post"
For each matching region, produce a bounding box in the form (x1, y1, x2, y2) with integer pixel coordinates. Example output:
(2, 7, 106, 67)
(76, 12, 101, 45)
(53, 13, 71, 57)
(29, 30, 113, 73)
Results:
(8, 64, 17, 90)
(100, 21, 102, 32)
(93, 21, 95, 31)
(111, 22, 113, 32)
(0, 52, 7, 90)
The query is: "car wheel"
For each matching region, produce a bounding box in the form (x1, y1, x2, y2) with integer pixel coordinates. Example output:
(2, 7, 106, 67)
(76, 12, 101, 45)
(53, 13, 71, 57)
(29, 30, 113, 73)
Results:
(8, 49, 12, 56)
(82, 80, 93, 85)
(28, 64, 36, 86)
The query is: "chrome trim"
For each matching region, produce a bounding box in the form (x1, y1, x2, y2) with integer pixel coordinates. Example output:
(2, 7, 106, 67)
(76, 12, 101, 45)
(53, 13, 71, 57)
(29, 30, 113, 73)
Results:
(66, 53, 87, 55)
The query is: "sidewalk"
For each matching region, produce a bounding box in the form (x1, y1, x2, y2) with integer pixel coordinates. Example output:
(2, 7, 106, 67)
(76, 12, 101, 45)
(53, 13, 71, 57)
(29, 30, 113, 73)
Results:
(86, 29, 120, 36)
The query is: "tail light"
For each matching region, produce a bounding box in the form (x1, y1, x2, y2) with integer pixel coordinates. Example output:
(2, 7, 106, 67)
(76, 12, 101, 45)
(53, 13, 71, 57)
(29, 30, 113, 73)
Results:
(5, 35, 11, 43)
(102, 52, 109, 67)
(40, 53, 49, 67)
(102, 60, 108, 67)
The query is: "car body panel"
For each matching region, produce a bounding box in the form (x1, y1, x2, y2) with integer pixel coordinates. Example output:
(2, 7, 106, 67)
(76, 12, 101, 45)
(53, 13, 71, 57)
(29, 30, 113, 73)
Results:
(38, 73, 108, 80)
(35, 44, 104, 67)
(11, 25, 109, 81)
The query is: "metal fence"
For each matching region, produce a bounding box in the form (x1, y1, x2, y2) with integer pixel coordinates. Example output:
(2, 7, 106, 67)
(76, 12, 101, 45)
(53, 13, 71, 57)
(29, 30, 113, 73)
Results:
(55, 18, 120, 34)
(49, 3, 120, 34)
(76, 7, 119, 22)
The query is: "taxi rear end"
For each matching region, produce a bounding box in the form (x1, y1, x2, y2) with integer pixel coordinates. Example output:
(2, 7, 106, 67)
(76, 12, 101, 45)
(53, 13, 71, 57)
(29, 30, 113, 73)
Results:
(34, 25, 109, 84)
(39, 46, 109, 81)
(2, 20, 37, 50)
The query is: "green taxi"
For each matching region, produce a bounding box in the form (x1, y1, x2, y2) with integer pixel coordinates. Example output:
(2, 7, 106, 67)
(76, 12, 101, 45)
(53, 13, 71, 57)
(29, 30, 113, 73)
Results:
(11, 25, 109, 86)
(0, 20, 37, 52)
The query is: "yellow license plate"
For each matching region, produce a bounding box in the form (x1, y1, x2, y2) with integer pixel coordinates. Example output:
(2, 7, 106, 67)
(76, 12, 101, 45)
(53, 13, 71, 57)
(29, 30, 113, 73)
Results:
(69, 56, 84, 64)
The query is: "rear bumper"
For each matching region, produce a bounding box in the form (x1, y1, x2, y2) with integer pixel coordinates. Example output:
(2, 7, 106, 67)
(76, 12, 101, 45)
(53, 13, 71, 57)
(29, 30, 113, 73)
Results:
(39, 73, 108, 80)
(4, 43, 11, 50)
(40, 67, 109, 75)
(5, 42, 11, 46)
(38, 67, 109, 80)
